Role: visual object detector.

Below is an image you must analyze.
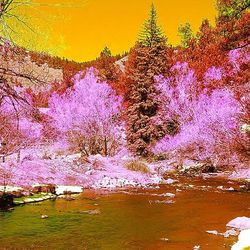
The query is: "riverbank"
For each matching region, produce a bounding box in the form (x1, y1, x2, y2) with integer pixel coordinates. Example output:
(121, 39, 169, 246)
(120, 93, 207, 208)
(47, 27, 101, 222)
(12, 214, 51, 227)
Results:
(1, 171, 249, 209)
(1, 148, 249, 189)
(1, 149, 250, 212)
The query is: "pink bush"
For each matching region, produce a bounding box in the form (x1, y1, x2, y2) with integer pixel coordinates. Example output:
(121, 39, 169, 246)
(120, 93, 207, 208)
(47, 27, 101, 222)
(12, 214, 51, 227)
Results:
(153, 62, 242, 167)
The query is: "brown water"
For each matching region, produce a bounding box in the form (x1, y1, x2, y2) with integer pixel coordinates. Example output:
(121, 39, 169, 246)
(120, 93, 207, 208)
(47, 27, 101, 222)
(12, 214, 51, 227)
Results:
(0, 177, 249, 250)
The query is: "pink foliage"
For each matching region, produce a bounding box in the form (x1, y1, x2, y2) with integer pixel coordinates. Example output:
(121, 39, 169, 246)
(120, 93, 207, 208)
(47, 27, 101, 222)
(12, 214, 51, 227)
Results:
(154, 62, 242, 166)
(0, 88, 43, 157)
(204, 66, 223, 81)
(48, 68, 124, 156)
(228, 48, 250, 71)
(19, 118, 42, 140)
(0, 152, 160, 188)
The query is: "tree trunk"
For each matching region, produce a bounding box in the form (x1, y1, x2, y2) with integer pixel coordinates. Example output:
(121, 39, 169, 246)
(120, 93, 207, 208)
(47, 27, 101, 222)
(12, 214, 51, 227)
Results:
(104, 137, 108, 156)
(17, 150, 21, 163)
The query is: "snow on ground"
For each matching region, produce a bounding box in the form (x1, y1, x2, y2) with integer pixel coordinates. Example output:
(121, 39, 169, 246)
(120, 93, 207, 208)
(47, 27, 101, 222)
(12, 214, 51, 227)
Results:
(232, 229, 250, 250)
(230, 168, 250, 180)
(0, 148, 173, 189)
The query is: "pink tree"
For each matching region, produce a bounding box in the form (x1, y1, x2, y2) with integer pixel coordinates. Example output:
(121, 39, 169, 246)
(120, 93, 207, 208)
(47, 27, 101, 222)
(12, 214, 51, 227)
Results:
(0, 87, 43, 162)
(48, 68, 124, 156)
(153, 62, 242, 167)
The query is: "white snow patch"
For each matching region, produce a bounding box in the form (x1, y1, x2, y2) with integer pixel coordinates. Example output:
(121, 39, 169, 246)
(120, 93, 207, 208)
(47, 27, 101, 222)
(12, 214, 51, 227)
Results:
(55, 186, 83, 195)
(232, 229, 250, 250)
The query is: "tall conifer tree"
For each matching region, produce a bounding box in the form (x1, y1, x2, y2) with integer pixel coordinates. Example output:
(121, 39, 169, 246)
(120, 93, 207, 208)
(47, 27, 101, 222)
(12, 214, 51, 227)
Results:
(139, 3, 166, 47)
(125, 4, 168, 157)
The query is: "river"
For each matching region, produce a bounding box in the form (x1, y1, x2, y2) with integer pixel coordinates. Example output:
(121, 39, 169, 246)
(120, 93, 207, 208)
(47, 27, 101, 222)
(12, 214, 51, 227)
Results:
(0, 177, 249, 249)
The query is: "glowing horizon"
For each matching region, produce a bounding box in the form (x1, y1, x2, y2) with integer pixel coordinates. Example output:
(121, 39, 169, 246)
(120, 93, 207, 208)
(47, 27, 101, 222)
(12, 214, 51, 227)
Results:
(21, 0, 217, 62)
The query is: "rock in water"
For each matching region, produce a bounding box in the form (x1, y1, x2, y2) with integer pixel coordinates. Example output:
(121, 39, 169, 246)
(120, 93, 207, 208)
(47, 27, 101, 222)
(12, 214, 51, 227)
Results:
(160, 238, 169, 241)
(227, 217, 250, 230)
(82, 209, 101, 215)
(87, 209, 100, 215)
(206, 230, 218, 235)
(206, 229, 238, 238)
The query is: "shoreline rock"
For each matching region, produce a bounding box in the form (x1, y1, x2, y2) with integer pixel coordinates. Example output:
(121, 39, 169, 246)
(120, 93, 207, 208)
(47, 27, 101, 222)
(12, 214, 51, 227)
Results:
(227, 217, 250, 231)
(0, 193, 14, 209)
(13, 193, 57, 205)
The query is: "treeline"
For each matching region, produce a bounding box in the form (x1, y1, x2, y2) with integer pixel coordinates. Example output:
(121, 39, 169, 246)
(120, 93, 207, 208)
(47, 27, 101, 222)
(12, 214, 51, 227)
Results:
(0, 0, 249, 170)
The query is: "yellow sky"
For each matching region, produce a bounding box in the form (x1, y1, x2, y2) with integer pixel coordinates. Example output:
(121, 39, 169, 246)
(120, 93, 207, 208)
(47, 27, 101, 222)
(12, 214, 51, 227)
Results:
(20, 0, 217, 62)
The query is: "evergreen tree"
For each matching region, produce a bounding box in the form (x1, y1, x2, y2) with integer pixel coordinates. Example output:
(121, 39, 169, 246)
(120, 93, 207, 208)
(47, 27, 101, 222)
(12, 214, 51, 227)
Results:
(95, 46, 119, 83)
(100, 46, 112, 57)
(139, 4, 166, 47)
(178, 23, 194, 48)
(217, 0, 250, 19)
(125, 4, 169, 157)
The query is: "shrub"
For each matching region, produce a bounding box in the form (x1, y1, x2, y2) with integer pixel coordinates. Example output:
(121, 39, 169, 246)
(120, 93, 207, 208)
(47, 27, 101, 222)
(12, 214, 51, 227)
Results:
(153, 62, 242, 167)
(125, 160, 150, 174)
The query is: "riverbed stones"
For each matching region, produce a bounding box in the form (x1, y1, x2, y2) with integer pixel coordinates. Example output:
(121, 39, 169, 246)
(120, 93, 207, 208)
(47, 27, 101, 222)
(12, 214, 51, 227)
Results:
(31, 184, 56, 194)
(150, 200, 175, 204)
(206, 229, 238, 238)
(178, 161, 216, 176)
(82, 209, 101, 215)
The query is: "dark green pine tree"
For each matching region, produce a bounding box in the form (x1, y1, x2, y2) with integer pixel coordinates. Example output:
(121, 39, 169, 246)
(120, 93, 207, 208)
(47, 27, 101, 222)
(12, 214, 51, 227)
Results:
(139, 3, 166, 47)
(125, 4, 169, 157)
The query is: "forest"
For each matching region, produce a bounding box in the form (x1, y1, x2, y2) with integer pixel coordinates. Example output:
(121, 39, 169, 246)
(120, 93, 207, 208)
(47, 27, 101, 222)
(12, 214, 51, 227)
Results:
(0, 0, 250, 249)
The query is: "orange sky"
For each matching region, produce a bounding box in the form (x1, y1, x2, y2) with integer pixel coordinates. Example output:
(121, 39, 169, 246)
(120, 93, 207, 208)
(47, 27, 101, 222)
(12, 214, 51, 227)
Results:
(25, 0, 217, 62)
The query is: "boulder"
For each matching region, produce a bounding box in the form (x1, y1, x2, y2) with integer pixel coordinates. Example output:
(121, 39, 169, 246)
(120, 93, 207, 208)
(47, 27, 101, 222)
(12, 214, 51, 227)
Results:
(164, 178, 177, 184)
(12, 190, 23, 198)
(31, 185, 42, 194)
(240, 124, 250, 134)
(207, 229, 238, 238)
(41, 184, 56, 194)
(227, 217, 250, 230)
(0, 193, 14, 208)
(178, 161, 216, 176)
(32, 184, 56, 194)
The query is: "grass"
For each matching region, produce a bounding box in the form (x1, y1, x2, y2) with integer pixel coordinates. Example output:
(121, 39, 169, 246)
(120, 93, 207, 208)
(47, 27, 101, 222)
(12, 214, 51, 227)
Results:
(125, 160, 150, 174)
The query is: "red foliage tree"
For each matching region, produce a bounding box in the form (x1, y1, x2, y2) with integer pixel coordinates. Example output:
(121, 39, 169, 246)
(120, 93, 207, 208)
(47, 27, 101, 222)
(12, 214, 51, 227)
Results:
(124, 5, 170, 157)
